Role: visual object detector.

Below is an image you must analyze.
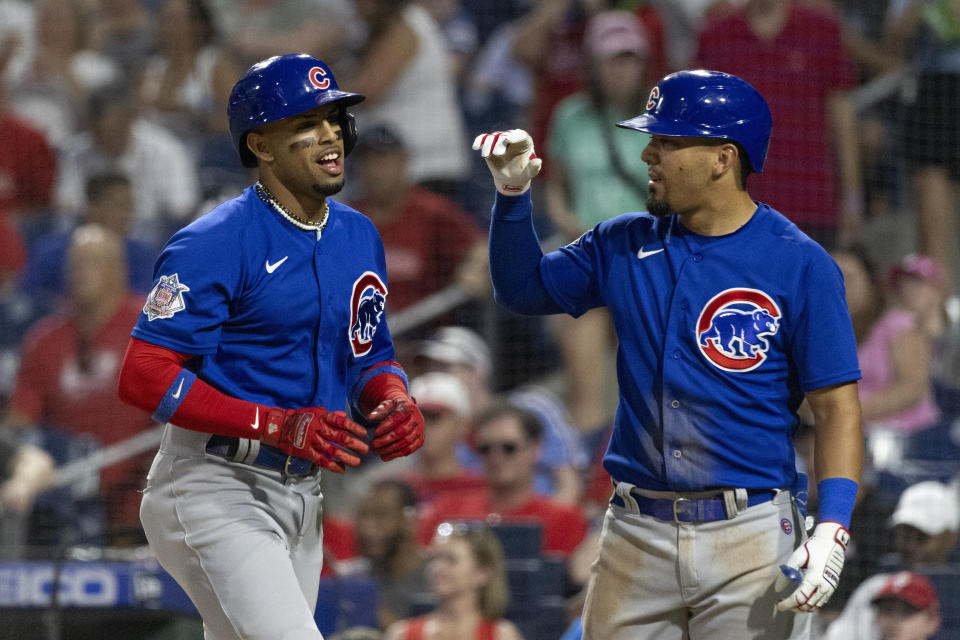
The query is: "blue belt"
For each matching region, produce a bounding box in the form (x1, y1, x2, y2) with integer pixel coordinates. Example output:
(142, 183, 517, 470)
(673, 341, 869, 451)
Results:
(206, 435, 317, 478)
(611, 488, 775, 523)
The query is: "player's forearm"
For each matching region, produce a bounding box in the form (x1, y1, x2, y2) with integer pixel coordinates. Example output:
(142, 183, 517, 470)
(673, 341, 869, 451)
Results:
(808, 381, 863, 527)
(118, 338, 267, 440)
(809, 382, 863, 483)
(489, 192, 562, 315)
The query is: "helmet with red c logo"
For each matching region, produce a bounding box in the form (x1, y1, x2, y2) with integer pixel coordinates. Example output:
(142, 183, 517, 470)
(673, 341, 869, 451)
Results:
(228, 54, 365, 167)
(617, 69, 773, 174)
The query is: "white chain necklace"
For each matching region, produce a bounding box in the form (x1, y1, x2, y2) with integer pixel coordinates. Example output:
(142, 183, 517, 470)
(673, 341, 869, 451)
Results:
(256, 181, 329, 234)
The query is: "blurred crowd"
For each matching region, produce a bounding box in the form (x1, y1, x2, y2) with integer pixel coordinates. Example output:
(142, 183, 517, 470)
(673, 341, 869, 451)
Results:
(1, 0, 960, 639)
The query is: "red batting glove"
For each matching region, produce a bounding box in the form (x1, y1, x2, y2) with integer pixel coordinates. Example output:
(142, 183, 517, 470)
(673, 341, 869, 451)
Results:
(366, 397, 424, 461)
(261, 407, 370, 474)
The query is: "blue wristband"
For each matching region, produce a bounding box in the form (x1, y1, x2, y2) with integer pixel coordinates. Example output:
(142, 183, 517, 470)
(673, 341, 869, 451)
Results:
(152, 369, 197, 424)
(817, 477, 858, 529)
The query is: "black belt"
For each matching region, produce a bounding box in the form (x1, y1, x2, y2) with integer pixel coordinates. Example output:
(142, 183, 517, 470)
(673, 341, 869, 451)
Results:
(611, 488, 775, 523)
(206, 435, 317, 479)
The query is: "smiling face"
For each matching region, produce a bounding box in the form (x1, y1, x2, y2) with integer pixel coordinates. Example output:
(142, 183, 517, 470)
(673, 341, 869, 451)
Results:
(246, 103, 347, 200)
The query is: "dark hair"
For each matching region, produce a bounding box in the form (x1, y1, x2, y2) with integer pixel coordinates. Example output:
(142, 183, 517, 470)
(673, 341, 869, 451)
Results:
(85, 173, 130, 203)
(368, 477, 417, 511)
(473, 403, 543, 442)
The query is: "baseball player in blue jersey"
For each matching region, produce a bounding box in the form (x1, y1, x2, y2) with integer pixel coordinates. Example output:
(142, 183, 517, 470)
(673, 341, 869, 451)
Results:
(117, 54, 424, 640)
(473, 70, 864, 639)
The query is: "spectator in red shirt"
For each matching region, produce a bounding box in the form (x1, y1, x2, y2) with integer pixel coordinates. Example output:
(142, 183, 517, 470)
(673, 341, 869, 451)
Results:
(418, 404, 588, 559)
(349, 124, 485, 313)
(3, 224, 153, 538)
(398, 372, 486, 507)
(695, 0, 863, 247)
(385, 522, 521, 640)
(0, 83, 57, 222)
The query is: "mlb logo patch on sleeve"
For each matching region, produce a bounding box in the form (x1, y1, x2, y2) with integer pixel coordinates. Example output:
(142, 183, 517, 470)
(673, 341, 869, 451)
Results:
(143, 274, 191, 321)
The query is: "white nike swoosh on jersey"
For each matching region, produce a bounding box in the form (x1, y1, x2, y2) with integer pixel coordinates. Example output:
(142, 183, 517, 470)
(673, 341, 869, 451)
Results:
(171, 378, 184, 399)
(637, 246, 665, 259)
(251, 408, 259, 431)
(265, 256, 289, 273)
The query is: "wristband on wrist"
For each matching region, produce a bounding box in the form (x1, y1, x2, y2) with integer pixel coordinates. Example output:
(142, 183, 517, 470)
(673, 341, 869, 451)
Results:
(817, 477, 858, 529)
(152, 369, 198, 423)
(353, 361, 409, 415)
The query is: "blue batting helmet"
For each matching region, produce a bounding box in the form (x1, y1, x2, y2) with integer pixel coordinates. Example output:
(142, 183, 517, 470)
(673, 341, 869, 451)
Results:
(228, 54, 365, 167)
(617, 70, 773, 173)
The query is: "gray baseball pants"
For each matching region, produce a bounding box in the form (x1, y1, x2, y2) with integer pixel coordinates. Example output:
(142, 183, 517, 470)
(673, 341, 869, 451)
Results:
(582, 482, 812, 639)
(140, 425, 325, 640)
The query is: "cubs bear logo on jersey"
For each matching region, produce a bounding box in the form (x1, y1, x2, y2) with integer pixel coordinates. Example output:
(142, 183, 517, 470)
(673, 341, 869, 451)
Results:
(349, 271, 387, 357)
(143, 274, 191, 321)
(697, 288, 781, 372)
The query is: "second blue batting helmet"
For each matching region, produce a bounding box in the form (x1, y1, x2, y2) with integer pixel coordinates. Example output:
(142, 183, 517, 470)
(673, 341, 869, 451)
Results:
(228, 54, 365, 167)
(617, 69, 773, 173)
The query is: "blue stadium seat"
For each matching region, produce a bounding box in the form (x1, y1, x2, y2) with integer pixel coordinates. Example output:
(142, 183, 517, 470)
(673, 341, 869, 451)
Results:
(489, 522, 543, 559)
(927, 569, 960, 640)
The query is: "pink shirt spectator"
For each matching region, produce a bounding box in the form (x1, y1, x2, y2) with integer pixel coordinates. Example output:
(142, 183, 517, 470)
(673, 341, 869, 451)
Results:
(858, 309, 940, 433)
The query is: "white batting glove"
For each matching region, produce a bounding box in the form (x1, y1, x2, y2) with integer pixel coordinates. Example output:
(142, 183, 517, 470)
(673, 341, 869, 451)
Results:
(776, 522, 849, 612)
(472, 129, 542, 196)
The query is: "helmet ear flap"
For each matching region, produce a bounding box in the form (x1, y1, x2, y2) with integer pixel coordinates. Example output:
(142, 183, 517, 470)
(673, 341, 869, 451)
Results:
(341, 111, 358, 156)
(238, 132, 257, 168)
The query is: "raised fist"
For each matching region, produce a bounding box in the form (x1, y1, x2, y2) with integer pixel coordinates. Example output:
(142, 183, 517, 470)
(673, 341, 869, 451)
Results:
(472, 129, 543, 196)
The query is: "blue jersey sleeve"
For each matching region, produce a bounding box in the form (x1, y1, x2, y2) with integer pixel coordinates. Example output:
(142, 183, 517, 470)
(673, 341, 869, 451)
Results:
(540, 225, 607, 318)
(488, 193, 563, 315)
(132, 214, 243, 354)
(788, 251, 861, 391)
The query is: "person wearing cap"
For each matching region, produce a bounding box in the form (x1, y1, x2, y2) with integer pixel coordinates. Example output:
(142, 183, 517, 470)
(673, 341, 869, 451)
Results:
(544, 10, 653, 440)
(823, 481, 959, 639)
(472, 67, 863, 637)
(872, 572, 941, 640)
(117, 54, 424, 638)
(415, 325, 587, 505)
(394, 371, 486, 507)
(348, 124, 486, 313)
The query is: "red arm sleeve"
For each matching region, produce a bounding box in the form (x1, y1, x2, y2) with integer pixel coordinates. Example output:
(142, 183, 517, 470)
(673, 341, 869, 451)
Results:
(117, 337, 268, 440)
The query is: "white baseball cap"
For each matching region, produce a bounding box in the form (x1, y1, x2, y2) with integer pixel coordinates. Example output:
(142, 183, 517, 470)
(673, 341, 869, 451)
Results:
(415, 327, 492, 378)
(409, 372, 471, 417)
(889, 481, 960, 536)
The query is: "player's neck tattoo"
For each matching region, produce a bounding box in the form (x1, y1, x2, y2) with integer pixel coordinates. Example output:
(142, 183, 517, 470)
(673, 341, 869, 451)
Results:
(256, 181, 329, 233)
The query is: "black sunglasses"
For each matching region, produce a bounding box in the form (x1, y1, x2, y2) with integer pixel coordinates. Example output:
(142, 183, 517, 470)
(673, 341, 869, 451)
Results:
(476, 441, 521, 457)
